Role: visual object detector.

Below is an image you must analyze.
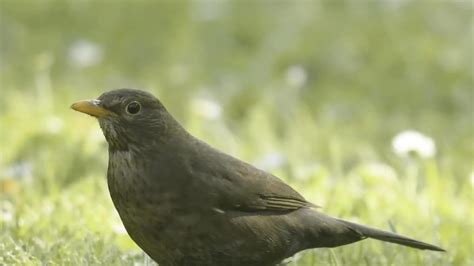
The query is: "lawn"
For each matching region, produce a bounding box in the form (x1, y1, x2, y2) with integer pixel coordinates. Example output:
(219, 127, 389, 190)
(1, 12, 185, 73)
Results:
(0, 1, 472, 265)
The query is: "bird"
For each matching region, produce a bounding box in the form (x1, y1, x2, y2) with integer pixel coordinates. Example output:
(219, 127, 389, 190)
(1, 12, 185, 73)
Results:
(71, 88, 444, 266)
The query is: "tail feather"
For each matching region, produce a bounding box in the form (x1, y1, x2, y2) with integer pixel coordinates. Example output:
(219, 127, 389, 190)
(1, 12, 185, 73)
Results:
(338, 219, 445, 252)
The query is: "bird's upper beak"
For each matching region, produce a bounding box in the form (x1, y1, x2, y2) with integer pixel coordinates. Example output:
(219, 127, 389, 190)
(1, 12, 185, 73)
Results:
(71, 99, 114, 118)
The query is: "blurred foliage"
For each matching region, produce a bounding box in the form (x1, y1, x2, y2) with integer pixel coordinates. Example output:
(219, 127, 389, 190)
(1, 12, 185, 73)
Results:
(0, 0, 473, 265)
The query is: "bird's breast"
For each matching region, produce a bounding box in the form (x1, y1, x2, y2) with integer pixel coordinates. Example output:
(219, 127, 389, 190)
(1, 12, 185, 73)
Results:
(106, 150, 184, 224)
(108, 151, 156, 216)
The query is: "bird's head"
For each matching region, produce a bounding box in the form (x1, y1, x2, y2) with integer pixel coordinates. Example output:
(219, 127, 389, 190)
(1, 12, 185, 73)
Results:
(71, 88, 174, 151)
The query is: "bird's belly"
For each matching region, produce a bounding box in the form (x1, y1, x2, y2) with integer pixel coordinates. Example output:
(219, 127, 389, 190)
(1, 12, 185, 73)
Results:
(117, 205, 296, 265)
(111, 193, 288, 265)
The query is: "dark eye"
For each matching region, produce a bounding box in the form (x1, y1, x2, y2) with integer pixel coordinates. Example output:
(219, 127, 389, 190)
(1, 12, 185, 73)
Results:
(126, 101, 141, 115)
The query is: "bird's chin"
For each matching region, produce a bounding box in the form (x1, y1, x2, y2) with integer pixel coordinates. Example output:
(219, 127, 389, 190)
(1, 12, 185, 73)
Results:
(98, 119, 132, 151)
(98, 120, 117, 140)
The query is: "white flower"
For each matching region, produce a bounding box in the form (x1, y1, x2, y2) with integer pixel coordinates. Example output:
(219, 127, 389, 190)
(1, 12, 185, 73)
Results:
(285, 65, 307, 88)
(392, 130, 436, 158)
(191, 98, 222, 120)
(68, 40, 103, 68)
(470, 172, 474, 187)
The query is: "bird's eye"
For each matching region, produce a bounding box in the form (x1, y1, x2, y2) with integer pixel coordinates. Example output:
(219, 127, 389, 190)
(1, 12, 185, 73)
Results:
(126, 101, 141, 115)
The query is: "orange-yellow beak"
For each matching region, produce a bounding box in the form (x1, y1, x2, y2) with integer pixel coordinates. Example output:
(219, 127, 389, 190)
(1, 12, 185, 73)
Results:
(71, 99, 114, 118)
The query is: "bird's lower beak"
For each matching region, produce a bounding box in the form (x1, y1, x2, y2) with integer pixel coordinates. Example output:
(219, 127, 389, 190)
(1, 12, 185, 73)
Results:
(71, 99, 113, 118)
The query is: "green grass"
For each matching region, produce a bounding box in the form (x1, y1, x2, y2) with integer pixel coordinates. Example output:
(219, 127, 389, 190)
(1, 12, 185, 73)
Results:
(1, 1, 473, 265)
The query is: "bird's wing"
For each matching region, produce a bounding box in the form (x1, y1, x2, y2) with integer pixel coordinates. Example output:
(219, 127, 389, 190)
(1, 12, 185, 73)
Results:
(228, 167, 317, 212)
(192, 145, 317, 213)
(236, 191, 314, 212)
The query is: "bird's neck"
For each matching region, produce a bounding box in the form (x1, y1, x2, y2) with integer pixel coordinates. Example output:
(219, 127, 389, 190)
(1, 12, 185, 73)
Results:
(107, 123, 191, 155)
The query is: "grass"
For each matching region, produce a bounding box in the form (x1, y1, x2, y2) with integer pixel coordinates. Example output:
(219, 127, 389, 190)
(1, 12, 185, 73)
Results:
(1, 1, 473, 265)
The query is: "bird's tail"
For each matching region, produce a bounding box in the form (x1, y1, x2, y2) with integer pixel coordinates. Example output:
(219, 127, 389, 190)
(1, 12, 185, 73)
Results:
(337, 219, 445, 252)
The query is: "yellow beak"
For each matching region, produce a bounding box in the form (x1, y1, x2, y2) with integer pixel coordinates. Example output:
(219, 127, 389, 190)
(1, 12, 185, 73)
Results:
(71, 99, 114, 118)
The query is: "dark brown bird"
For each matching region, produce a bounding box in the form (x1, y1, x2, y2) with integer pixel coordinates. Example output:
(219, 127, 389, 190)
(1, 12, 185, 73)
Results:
(71, 89, 444, 266)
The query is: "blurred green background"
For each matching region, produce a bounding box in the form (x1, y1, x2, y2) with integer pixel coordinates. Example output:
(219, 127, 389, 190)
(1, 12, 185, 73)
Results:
(1, 1, 473, 265)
